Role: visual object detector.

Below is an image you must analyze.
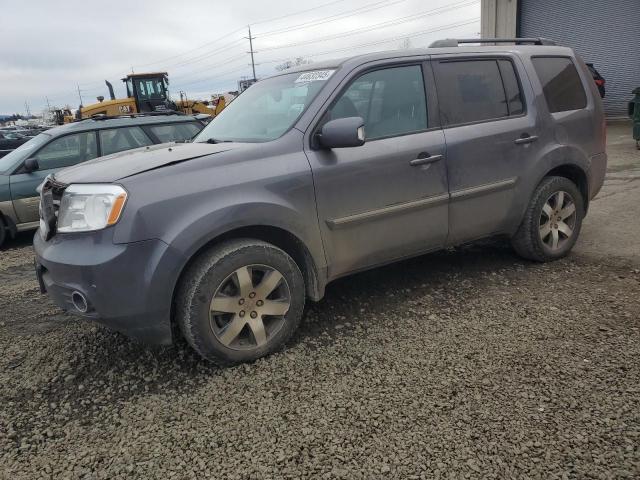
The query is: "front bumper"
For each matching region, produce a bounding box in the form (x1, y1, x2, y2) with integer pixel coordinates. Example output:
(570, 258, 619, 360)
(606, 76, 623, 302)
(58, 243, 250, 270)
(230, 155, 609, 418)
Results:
(33, 228, 185, 345)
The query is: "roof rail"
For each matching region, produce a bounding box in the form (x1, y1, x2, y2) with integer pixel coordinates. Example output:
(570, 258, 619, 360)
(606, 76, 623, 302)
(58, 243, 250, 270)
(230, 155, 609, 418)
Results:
(429, 37, 556, 48)
(76, 111, 186, 122)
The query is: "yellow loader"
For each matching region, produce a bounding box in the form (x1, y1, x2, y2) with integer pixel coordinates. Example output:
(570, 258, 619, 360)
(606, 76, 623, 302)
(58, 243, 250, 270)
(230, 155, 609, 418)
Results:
(78, 72, 227, 120)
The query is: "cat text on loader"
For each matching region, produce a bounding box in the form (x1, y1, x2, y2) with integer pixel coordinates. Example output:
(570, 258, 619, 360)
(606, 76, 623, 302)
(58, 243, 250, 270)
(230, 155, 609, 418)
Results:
(79, 72, 225, 119)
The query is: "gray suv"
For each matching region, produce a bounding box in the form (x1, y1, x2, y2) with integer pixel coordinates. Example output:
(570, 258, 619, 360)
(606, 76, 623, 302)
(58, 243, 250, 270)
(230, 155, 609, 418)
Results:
(34, 39, 607, 365)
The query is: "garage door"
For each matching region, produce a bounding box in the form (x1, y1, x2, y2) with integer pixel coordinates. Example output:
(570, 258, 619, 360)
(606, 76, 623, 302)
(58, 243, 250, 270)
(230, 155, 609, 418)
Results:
(519, 0, 640, 117)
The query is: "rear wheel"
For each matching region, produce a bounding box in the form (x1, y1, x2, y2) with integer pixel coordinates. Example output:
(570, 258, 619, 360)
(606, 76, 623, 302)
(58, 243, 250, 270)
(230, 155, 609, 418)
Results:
(175, 239, 305, 365)
(511, 176, 584, 262)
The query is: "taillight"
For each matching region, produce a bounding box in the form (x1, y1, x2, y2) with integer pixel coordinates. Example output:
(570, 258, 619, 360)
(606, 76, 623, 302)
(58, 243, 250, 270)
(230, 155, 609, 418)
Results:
(595, 79, 604, 86)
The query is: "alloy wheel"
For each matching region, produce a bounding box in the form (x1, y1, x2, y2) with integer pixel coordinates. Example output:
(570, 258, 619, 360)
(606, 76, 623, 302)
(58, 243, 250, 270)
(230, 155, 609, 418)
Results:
(539, 190, 577, 251)
(209, 264, 291, 351)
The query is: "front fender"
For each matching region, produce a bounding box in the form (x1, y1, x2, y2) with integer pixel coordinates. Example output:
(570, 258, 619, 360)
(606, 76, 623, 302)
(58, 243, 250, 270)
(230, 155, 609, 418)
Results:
(138, 200, 326, 317)
(165, 200, 324, 266)
(112, 150, 327, 303)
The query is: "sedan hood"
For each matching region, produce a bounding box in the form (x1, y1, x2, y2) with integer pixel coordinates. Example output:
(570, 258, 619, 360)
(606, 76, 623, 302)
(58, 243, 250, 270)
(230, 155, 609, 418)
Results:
(53, 142, 242, 184)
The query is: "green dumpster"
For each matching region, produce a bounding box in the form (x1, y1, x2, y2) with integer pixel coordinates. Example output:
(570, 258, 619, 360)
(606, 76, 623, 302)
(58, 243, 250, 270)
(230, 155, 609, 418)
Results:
(629, 87, 640, 150)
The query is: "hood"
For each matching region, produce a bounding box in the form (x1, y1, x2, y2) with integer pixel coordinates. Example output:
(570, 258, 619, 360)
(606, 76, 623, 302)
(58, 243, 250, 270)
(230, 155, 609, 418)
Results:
(53, 142, 245, 184)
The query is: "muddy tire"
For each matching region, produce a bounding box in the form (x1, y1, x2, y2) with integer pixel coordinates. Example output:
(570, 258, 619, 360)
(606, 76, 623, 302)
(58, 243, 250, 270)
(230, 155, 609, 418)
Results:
(511, 176, 584, 262)
(175, 239, 305, 366)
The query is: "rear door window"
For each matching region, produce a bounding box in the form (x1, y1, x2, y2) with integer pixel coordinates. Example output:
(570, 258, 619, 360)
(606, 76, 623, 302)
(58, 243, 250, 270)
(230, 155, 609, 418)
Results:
(531, 57, 587, 113)
(434, 59, 513, 125)
(33, 132, 98, 170)
(99, 126, 153, 156)
(146, 122, 203, 143)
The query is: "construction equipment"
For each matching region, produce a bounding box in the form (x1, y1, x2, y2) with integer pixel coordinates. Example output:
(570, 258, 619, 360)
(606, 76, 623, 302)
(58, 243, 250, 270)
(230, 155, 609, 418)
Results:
(52, 107, 75, 125)
(78, 72, 227, 121)
(176, 91, 229, 116)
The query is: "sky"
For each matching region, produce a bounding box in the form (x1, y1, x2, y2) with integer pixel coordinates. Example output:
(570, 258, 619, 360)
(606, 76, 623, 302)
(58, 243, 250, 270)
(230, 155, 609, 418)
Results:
(0, 0, 480, 115)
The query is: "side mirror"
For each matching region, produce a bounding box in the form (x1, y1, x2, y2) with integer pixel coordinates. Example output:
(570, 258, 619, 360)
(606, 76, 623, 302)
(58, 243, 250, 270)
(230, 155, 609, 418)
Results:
(318, 117, 365, 149)
(23, 158, 39, 173)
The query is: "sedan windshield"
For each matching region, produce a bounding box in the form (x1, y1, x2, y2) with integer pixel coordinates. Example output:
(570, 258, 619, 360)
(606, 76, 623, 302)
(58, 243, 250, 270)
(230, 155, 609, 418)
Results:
(194, 70, 333, 143)
(0, 132, 51, 174)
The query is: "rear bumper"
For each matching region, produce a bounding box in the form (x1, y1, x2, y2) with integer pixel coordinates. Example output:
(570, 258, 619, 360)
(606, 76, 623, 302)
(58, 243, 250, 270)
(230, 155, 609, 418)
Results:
(589, 152, 607, 200)
(33, 229, 185, 345)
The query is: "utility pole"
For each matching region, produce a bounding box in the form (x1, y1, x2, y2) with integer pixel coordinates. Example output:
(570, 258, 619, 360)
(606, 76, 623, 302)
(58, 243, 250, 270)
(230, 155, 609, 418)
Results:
(24, 101, 31, 117)
(246, 25, 257, 81)
(76, 84, 83, 106)
(45, 96, 51, 111)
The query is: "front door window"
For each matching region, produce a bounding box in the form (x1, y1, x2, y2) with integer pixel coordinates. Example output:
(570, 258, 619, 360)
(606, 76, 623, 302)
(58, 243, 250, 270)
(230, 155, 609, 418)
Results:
(326, 65, 428, 139)
(33, 132, 98, 170)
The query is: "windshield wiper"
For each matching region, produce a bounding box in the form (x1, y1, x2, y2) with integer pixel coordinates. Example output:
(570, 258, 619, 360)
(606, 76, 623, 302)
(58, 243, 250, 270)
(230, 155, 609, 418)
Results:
(204, 138, 233, 144)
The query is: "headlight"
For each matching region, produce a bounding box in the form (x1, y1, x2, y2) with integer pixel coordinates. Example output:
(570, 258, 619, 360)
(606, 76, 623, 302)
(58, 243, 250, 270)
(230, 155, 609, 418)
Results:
(57, 184, 127, 233)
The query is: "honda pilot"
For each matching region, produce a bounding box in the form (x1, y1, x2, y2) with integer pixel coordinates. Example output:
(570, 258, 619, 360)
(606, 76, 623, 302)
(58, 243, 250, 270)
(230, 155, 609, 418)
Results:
(34, 39, 607, 365)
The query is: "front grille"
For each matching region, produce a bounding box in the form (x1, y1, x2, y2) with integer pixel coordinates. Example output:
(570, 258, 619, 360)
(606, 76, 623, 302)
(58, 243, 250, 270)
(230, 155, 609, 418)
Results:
(40, 177, 66, 240)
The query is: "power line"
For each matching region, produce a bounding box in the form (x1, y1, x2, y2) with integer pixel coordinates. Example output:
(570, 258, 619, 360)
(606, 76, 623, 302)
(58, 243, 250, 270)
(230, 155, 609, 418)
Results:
(169, 38, 246, 69)
(133, 27, 247, 70)
(131, 0, 351, 70)
(164, 0, 407, 72)
(170, 54, 247, 81)
(122, 0, 477, 85)
(250, 0, 350, 26)
(260, 19, 480, 65)
(54, 2, 479, 103)
(173, 17, 479, 91)
(180, 18, 478, 93)
(171, 65, 250, 89)
(168, 0, 477, 82)
(254, 0, 408, 37)
(259, 1, 479, 52)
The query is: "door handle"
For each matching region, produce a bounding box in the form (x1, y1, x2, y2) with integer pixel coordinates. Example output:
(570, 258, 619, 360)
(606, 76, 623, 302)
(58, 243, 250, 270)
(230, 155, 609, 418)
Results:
(514, 134, 539, 145)
(410, 153, 443, 166)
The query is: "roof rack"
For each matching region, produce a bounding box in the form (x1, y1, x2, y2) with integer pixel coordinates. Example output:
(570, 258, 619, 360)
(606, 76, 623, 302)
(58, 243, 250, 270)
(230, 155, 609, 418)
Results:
(429, 37, 556, 48)
(76, 111, 186, 122)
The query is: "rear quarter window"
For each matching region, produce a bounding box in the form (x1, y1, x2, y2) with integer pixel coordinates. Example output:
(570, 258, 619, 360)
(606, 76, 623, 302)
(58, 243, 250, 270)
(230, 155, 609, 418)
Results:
(99, 126, 153, 156)
(147, 122, 203, 143)
(531, 57, 587, 113)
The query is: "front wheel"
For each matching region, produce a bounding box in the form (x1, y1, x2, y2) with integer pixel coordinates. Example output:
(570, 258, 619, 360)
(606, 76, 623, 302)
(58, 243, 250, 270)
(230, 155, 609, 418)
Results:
(175, 239, 305, 366)
(511, 176, 584, 262)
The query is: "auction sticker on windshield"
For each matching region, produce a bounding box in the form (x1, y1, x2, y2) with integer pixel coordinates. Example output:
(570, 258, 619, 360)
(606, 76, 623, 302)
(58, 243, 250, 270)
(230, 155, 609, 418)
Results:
(295, 70, 335, 83)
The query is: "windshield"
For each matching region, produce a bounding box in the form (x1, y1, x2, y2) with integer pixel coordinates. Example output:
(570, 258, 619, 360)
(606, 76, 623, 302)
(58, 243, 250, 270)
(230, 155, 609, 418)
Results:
(0, 133, 51, 174)
(135, 78, 167, 101)
(194, 70, 333, 143)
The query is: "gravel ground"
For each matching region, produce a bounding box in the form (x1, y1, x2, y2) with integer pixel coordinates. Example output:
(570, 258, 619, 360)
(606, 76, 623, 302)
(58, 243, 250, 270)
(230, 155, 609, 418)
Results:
(1, 124, 639, 479)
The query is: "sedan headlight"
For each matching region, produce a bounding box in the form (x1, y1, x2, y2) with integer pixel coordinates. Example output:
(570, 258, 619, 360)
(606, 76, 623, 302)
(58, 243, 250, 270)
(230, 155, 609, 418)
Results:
(57, 184, 128, 233)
